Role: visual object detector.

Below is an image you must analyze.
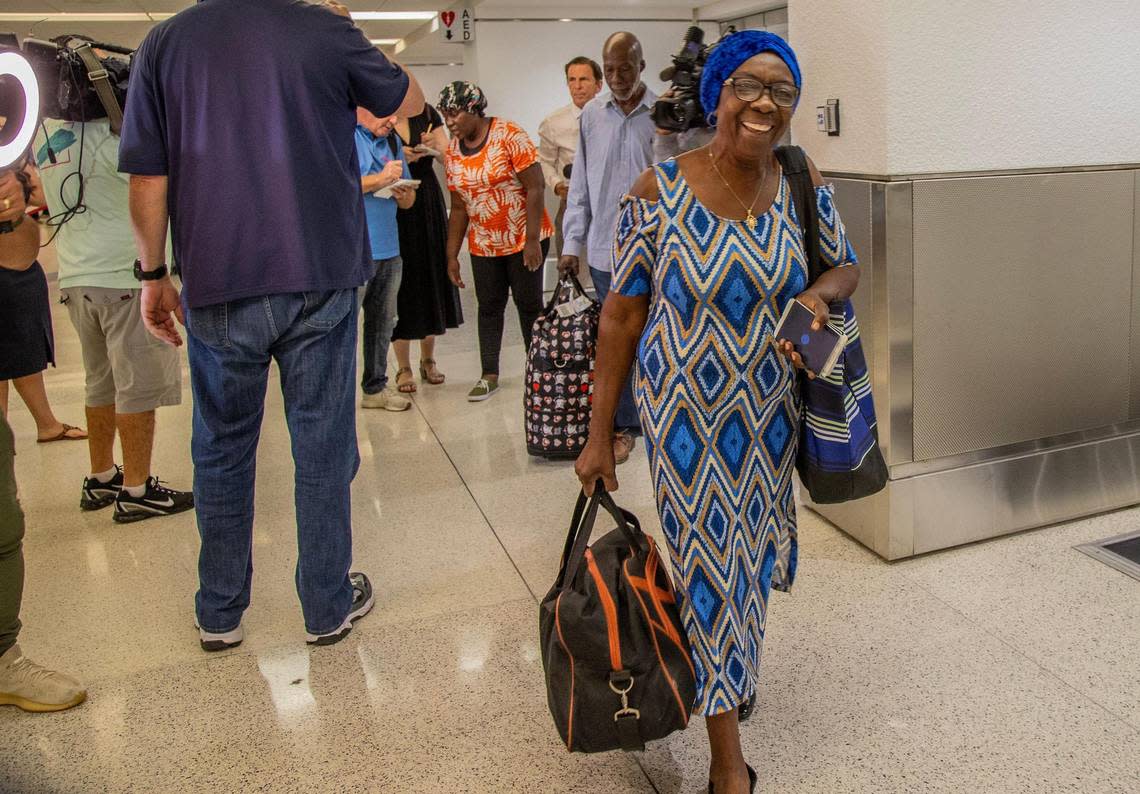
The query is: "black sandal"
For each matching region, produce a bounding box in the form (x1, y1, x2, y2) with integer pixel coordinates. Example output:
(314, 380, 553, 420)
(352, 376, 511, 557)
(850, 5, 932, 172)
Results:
(708, 764, 757, 793)
(739, 692, 757, 722)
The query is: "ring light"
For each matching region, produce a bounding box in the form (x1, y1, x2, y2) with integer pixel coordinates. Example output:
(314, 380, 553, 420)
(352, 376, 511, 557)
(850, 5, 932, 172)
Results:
(0, 50, 40, 169)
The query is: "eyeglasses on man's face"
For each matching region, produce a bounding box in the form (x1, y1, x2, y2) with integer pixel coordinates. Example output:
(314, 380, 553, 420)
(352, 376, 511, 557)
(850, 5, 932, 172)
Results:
(723, 77, 798, 108)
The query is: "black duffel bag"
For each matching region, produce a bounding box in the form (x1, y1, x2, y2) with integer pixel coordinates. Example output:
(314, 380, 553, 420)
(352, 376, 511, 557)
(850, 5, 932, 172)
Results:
(540, 489, 696, 753)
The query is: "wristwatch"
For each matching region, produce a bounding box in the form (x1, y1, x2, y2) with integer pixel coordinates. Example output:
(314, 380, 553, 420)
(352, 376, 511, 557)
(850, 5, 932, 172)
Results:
(133, 260, 169, 281)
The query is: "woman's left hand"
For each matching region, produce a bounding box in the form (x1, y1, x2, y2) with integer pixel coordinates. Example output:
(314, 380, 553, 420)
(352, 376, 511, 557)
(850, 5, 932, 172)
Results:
(523, 239, 543, 271)
(796, 289, 831, 330)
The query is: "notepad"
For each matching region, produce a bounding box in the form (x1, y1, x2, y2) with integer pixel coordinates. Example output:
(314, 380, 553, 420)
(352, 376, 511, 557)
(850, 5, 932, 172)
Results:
(372, 179, 421, 199)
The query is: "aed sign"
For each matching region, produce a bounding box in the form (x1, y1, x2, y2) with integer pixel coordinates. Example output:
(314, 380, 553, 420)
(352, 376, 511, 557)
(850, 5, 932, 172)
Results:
(440, 8, 475, 43)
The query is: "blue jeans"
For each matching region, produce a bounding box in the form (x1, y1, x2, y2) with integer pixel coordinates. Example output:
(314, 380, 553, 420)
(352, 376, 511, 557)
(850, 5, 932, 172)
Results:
(185, 289, 360, 636)
(361, 256, 402, 394)
(589, 266, 641, 434)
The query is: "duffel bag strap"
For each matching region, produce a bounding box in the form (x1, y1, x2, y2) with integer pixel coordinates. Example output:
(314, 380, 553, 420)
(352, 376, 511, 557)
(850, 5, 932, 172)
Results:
(608, 670, 645, 752)
(596, 490, 644, 548)
(559, 490, 604, 588)
(542, 272, 592, 316)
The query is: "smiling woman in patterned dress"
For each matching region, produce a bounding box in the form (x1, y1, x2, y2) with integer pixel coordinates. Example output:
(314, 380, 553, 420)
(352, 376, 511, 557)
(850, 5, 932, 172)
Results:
(575, 30, 861, 794)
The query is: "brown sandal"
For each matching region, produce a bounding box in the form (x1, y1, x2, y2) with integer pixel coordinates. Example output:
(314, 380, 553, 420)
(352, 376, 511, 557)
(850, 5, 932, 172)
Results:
(395, 367, 417, 394)
(418, 358, 446, 385)
(37, 423, 88, 443)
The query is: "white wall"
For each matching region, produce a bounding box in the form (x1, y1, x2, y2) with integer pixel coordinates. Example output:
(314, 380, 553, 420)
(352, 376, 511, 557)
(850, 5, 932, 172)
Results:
(791, 0, 1140, 174)
(788, 0, 890, 174)
(405, 64, 469, 113)
(471, 20, 704, 140)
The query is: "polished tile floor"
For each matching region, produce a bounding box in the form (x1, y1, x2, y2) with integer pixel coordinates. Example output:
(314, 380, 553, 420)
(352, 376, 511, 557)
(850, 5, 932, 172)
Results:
(2, 282, 1138, 793)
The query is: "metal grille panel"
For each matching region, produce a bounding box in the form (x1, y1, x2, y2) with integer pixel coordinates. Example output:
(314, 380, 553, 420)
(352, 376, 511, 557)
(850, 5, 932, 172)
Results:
(912, 172, 1134, 460)
(830, 179, 875, 367)
(1131, 172, 1140, 419)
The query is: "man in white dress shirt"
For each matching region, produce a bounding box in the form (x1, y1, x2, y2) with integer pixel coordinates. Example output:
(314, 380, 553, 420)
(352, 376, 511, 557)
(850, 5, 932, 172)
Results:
(538, 56, 602, 259)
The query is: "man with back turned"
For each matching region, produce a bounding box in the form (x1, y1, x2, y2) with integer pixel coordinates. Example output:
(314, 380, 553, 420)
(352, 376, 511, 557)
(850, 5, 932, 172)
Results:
(119, 0, 425, 650)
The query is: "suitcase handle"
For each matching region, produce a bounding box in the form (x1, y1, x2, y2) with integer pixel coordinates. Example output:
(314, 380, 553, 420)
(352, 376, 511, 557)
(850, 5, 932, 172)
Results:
(556, 485, 644, 590)
(542, 272, 592, 315)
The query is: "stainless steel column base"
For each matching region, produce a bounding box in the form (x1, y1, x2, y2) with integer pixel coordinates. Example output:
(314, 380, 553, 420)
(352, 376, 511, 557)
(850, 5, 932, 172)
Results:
(806, 426, 1140, 560)
(816, 165, 1140, 560)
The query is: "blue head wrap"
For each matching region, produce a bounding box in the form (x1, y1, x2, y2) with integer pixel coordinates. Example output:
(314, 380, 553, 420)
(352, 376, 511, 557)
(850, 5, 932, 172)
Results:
(699, 30, 802, 122)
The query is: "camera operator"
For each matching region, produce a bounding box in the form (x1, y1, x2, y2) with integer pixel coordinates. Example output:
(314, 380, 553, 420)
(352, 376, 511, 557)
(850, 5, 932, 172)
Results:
(30, 107, 193, 523)
(0, 176, 87, 713)
(651, 27, 722, 161)
(558, 32, 655, 465)
(653, 87, 716, 161)
(537, 56, 601, 260)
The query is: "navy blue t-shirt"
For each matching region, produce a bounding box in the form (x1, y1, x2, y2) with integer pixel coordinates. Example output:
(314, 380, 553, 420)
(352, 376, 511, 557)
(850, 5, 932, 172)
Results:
(118, 0, 409, 309)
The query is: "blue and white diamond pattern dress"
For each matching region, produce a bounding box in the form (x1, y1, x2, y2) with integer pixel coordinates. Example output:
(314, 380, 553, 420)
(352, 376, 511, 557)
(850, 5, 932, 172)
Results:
(611, 158, 856, 716)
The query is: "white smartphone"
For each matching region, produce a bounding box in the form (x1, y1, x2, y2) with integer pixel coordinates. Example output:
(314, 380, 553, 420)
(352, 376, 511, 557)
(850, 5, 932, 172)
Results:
(773, 298, 847, 377)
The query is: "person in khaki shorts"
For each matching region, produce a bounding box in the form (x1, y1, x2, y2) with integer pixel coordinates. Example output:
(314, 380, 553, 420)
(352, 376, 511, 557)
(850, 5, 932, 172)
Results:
(31, 117, 193, 523)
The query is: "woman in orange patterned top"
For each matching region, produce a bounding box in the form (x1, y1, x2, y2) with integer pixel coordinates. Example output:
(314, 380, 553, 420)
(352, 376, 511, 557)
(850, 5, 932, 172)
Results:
(440, 82, 554, 402)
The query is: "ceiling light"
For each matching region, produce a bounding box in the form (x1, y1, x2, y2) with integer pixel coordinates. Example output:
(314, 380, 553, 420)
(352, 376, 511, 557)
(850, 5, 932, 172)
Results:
(0, 11, 436, 23)
(0, 13, 174, 22)
(559, 18, 574, 23)
(351, 12, 436, 21)
(370, 39, 401, 46)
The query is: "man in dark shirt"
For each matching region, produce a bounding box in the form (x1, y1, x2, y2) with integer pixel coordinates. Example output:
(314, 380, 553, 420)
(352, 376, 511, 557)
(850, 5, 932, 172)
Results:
(119, 0, 424, 650)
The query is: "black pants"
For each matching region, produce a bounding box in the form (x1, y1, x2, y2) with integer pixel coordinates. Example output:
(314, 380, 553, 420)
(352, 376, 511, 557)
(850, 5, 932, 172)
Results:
(471, 239, 549, 376)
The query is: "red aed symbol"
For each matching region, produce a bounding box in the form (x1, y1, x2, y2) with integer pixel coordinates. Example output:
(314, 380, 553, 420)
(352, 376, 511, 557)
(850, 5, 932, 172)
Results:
(441, 11, 456, 27)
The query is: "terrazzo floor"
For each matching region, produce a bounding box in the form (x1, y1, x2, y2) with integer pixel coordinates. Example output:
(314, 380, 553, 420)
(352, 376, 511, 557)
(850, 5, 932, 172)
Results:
(2, 274, 1138, 793)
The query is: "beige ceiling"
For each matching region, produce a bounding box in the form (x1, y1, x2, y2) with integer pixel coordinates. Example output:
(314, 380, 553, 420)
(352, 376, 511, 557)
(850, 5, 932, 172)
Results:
(0, 1, 747, 62)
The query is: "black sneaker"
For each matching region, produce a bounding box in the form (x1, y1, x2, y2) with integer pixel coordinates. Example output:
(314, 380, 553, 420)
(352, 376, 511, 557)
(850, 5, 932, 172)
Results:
(305, 572, 375, 647)
(112, 476, 194, 524)
(80, 466, 123, 511)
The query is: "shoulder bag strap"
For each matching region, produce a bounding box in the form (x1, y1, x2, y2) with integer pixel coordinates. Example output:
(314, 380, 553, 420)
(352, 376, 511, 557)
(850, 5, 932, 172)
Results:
(774, 145, 823, 284)
(73, 43, 124, 136)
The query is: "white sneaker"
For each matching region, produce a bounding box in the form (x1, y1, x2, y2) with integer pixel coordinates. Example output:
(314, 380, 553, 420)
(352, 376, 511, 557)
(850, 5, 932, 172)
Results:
(361, 389, 411, 411)
(0, 644, 86, 713)
(197, 623, 244, 652)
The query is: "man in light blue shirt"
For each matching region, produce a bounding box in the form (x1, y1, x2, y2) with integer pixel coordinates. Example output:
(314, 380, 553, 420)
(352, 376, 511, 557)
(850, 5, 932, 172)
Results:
(558, 31, 657, 462)
(355, 108, 416, 411)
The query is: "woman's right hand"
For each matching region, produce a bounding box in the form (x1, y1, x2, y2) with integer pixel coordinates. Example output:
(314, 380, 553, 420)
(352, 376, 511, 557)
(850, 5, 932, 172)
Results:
(575, 435, 618, 496)
(447, 256, 465, 288)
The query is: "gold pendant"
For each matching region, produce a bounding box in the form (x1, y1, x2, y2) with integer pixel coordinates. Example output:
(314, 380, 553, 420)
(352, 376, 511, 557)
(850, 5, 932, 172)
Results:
(746, 212, 757, 230)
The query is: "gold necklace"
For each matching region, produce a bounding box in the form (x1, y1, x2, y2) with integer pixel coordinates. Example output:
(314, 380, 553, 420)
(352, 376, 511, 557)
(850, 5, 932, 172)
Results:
(708, 149, 766, 230)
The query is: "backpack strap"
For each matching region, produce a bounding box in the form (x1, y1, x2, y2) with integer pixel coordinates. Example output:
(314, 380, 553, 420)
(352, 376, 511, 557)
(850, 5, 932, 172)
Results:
(775, 145, 824, 284)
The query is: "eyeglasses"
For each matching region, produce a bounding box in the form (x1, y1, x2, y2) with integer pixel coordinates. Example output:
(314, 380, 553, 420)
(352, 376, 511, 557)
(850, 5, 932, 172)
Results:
(723, 77, 799, 108)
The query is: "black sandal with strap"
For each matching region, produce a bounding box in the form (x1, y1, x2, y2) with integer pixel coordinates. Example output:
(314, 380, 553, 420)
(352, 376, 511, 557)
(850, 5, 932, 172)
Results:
(709, 764, 757, 793)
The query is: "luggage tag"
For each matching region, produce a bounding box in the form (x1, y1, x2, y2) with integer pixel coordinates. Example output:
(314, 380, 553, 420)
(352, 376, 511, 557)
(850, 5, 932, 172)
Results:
(555, 295, 594, 317)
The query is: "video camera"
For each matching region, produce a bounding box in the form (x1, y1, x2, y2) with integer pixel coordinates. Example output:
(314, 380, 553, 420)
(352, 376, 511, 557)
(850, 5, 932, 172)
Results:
(651, 26, 733, 133)
(0, 33, 131, 132)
